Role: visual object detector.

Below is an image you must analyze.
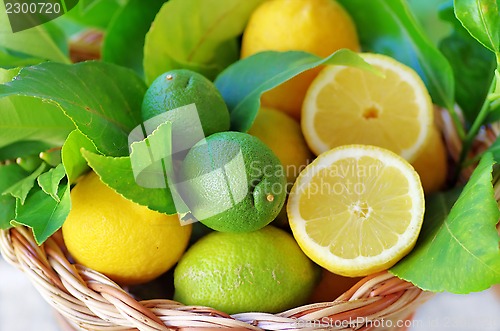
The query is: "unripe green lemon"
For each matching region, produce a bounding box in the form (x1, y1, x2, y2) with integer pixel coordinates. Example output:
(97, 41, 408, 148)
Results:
(174, 226, 320, 314)
(141, 69, 230, 154)
(179, 132, 286, 232)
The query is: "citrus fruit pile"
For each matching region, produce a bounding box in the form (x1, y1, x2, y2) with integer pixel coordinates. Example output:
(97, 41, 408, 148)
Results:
(60, 0, 450, 315)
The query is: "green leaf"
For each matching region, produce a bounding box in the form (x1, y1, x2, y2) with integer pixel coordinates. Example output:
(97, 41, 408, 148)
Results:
(82, 150, 177, 215)
(102, 0, 166, 77)
(129, 120, 189, 214)
(50, 15, 87, 40)
(486, 132, 500, 161)
(214, 49, 373, 132)
(39, 148, 62, 167)
(61, 0, 82, 13)
(14, 185, 71, 245)
(37, 164, 66, 202)
(0, 164, 28, 229)
(0, 68, 75, 150)
(338, 0, 455, 110)
(143, 0, 266, 83)
(79, 0, 106, 11)
(391, 153, 500, 293)
(0, 4, 69, 63)
(495, 67, 500, 100)
(64, 0, 123, 29)
(407, 0, 452, 46)
(15, 155, 43, 173)
(2, 163, 46, 205)
(439, 2, 497, 124)
(0, 62, 147, 157)
(0, 141, 54, 162)
(0, 47, 44, 69)
(61, 130, 97, 183)
(488, 94, 500, 123)
(454, 0, 500, 53)
(81, 121, 182, 215)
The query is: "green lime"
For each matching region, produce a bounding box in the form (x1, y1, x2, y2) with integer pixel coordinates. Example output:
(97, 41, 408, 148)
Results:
(174, 226, 320, 314)
(179, 131, 287, 232)
(141, 69, 230, 154)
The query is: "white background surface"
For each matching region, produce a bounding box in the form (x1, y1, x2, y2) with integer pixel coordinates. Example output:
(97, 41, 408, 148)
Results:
(1, 258, 499, 331)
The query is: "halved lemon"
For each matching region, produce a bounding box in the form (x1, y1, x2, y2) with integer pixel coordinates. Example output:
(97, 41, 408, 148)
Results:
(301, 53, 433, 163)
(287, 145, 424, 277)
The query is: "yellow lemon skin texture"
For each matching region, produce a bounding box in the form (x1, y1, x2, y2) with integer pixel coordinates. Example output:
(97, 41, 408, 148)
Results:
(62, 172, 192, 285)
(241, 0, 360, 119)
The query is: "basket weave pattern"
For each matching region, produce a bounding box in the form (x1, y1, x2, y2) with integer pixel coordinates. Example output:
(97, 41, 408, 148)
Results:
(0, 227, 433, 331)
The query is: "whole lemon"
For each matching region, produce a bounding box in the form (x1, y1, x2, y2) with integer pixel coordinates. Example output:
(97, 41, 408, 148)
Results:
(412, 126, 448, 194)
(241, 0, 360, 119)
(174, 226, 320, 314)
(248, 107, 313, 186)
(179, 132, 287, 233)
(62, 172, 192, 285)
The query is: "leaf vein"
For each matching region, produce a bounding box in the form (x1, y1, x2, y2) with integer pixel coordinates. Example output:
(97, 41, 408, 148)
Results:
(475, 0, 498, 51)
(445, 210, 499, 274)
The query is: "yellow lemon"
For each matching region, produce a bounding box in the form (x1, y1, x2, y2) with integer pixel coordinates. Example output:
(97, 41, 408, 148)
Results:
(287, 145, 425, 277)
(248, 107, 313, 186)
(62, 172, 192, 285)
(412, 126, 448, 194)
(302, 53, 433, 163)
(241, 0, 360, 119)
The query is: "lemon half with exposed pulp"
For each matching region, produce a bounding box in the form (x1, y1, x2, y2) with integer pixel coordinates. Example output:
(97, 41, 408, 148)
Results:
(287, 145, 425, 277)
(302, 53, 433, 163)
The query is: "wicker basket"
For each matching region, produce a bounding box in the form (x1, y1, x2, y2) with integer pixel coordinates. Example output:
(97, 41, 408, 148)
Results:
(1, 103, 472, 331)
(0, 226, 433, 331)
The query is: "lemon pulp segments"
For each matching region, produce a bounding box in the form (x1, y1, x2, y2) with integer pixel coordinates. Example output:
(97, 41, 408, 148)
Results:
(302, 53, 433, 162)
(288, 145, 425, 277)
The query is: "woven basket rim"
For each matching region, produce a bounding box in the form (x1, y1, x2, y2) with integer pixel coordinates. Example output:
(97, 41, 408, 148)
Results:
(0, 226, 433, 331)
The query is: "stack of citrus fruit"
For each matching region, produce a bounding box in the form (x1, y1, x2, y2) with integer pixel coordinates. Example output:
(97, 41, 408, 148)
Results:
(61, 0, 449, 316)
(241, 0, 360, 119)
